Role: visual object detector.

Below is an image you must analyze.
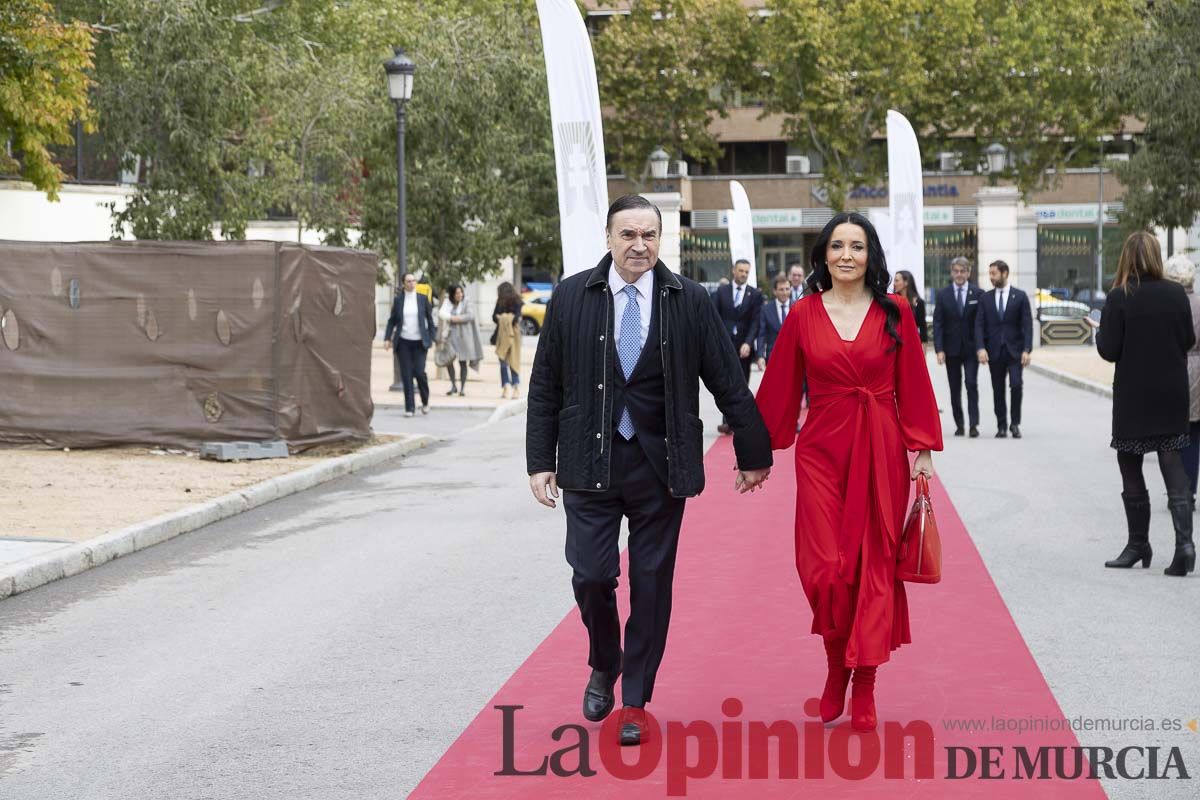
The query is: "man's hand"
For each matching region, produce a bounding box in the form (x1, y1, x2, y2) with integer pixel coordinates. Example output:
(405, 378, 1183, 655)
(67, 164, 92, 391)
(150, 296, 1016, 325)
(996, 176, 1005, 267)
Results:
(1020, 351, 1031, 367)
(529, 472, 560, 508)
(384, 339, 392, 350)
(757, 357, 766, 369)
(739, 343, 751, 359)
(976, 348, 988, 365)
(936, 351, 946, 365)
(735, 467, 771, 494)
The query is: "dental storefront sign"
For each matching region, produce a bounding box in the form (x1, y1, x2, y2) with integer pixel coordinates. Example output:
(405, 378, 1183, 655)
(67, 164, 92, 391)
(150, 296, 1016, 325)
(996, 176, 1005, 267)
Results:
(1034, 204, 1117, 225)
(716, 207, 955, 229)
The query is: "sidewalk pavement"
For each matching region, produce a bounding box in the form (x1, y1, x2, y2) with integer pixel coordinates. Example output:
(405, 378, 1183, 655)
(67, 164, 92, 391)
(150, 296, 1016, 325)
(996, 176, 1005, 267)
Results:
(1029, 344, 1114, 398)
(370, 338, 540, 410)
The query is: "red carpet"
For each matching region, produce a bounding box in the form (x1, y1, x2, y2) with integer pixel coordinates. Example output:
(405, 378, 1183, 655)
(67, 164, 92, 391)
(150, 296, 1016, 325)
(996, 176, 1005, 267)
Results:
(410, 434, 1103, 798)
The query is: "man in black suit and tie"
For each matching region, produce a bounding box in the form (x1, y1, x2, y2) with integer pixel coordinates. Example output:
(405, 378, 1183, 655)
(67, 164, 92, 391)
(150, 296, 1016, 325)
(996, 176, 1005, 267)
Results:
(932, 256, 984, 437)
(712, 258, 762, 434)
(975, 259, 1033, 439)
(756, 274, 792, 368)
(787, 262, 807, 303)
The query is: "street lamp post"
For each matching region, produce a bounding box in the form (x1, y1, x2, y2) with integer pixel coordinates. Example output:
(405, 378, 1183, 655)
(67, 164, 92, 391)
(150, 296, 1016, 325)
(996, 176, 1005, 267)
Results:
(1097, 134, 1111, 298)
(384, 48, 416, 282)
(649, 146, 670, 181)
(984, 142, 1007, 186)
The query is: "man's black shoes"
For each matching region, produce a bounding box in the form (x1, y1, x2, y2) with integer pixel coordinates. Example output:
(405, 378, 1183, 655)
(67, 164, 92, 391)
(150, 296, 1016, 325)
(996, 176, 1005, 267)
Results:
(954, 425, 964, 437)
(1010, 424, 1022, 439)
(969, 426, 979, 438)
(583, 667, 619, 722)
(995, 428, 1007, 438)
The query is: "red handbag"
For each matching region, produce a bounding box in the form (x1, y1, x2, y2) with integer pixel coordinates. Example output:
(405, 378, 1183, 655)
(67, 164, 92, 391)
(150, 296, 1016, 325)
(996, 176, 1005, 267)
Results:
(897, 474, 942, 584)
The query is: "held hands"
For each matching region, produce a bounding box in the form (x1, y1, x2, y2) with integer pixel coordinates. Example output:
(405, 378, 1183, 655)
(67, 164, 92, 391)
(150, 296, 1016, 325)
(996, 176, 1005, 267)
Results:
(529, 471, 559, 508)
(735, 466, 771, 494)
(976, 348, 988, 365)
(911, 450, 933, 480)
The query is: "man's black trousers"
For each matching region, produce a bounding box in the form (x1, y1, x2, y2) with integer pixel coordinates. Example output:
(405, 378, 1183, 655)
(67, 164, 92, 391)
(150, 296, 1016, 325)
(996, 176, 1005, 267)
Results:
(563, 435, 686, 708)
(988, 352, 1023, 427)
(944, 355, 980, 428)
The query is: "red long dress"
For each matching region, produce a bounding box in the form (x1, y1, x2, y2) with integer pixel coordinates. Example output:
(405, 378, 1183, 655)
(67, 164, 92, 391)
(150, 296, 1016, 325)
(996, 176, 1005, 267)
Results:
(755, 293, 942, 667)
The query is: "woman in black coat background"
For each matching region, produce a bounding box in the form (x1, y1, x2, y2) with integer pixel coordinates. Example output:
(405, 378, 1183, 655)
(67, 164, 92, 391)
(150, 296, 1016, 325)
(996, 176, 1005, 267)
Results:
(1091, 231, 1196, 576)
(892, 270, 928, 344)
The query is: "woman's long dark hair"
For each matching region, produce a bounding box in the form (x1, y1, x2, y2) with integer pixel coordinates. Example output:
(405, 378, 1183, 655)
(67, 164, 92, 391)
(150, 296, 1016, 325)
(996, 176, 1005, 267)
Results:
(496, 281, 520, 313)
(893, 270, 919, 306)
(807, 212, 901, 349)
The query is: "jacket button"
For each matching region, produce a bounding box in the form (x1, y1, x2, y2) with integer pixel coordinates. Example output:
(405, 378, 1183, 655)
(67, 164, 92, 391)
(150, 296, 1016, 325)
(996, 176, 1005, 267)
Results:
(596, 482, 602, 488)
(596, 432, 601, 439)
(600, 335, 605, 341)
(597, 383, 603, 389)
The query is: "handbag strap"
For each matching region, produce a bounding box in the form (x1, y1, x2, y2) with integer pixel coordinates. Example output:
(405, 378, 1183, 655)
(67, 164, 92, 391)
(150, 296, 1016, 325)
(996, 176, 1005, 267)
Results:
(915, 473, 930, 499)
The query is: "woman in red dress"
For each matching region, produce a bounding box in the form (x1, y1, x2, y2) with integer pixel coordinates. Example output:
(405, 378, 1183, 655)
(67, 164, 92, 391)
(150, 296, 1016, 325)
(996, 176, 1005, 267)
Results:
(755, 212, 943, 732)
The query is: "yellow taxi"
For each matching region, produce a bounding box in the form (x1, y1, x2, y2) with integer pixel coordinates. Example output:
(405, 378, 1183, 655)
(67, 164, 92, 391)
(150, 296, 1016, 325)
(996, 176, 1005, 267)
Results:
(520, 290, 550, 336)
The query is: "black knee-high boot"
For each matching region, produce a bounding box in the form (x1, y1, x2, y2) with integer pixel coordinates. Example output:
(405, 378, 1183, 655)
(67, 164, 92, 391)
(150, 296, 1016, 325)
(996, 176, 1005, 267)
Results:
(1164, 493, 1196, 576)
(1106, 492, 1153, 568)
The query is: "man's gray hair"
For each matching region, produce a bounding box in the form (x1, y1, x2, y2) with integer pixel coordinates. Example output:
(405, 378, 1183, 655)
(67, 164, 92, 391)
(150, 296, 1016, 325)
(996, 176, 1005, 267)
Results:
(1165, 254, 1197, 290)
(949, 256, 971, 270)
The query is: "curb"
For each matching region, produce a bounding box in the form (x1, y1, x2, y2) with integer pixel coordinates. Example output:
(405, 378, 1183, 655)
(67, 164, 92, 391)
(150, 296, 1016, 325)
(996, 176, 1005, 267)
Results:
(0, 435, 436, 601)
(1027, 362, 1113, 399)
(487, 398, 527, 425)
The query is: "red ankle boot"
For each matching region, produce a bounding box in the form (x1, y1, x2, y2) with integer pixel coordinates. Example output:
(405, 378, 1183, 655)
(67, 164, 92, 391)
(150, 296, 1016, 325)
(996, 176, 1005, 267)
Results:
(819, 638, 851, 723)
(850, 666, 877, 732)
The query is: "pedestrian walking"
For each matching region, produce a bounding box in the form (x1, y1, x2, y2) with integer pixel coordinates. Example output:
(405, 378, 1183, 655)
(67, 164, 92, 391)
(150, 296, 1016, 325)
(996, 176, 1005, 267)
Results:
(437, 285, 483, 396)
(526, 195, 772, 747)
(756, 274, 792, 368)
(933, 256, 984, 437)
(492, 281, 523, 399)
(1090, 232, 1196, 576)
(975, 260, 1033, 438)
(892, 270, 928, 344)
(711, 258, 762, 434)
(1163, 255, 1200, 506)
(755, 211, 943, 733)
(384, 272, 435, 417)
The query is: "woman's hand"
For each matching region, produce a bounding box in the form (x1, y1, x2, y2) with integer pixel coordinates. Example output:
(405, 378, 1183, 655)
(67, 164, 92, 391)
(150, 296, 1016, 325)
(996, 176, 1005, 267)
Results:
(911, 450, 933, 480)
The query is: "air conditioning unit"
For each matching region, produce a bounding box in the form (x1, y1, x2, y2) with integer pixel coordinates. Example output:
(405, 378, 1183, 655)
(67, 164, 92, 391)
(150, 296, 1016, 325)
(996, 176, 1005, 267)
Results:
(786, 155, 811, 175)
(671, 160, 688, 177)
(938, 152, 962, 172)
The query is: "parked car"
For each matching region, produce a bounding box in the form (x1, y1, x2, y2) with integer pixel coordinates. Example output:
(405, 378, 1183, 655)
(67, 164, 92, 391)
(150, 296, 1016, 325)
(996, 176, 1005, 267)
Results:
(520, 290, 549, 335)
(1036, 290, 1091, 321)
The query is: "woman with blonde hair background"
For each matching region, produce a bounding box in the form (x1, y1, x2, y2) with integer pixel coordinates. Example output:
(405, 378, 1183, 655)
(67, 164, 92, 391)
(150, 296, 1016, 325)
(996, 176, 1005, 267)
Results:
(1091, 231, 1196, 576)
(492, 281, 523, 399)
(1163, 255, 1200, 507)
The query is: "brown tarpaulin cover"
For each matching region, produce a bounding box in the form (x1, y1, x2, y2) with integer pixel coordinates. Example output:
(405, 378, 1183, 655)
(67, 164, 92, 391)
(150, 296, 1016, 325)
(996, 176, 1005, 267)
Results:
(0, 240, 376, 450)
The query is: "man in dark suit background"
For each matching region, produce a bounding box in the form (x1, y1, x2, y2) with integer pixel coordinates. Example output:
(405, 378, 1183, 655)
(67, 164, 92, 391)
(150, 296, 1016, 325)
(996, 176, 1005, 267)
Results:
(787, 261, 807, 302)
(756, 274, 792, 368)
(932, 256, 984, 437)
(712, 258, 762, 434)
(975, 259, 1033, 439)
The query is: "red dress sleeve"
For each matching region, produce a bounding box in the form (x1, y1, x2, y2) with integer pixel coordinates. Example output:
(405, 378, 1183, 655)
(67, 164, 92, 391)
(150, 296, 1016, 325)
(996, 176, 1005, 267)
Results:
(755, 304, 805, 450)
(893, 297, 943, 452)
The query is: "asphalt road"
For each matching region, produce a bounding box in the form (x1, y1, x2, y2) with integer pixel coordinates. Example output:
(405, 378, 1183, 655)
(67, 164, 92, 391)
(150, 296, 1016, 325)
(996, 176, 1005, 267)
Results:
(1, 359, 1197, 799)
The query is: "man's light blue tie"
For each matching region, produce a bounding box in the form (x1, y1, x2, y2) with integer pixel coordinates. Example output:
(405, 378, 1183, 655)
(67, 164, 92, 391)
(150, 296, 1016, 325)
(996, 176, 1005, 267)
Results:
(617, 285, 641, 440)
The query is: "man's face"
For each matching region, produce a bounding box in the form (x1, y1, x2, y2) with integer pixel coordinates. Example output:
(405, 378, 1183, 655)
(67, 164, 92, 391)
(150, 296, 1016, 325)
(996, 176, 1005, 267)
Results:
(989, 264, 1007, 288)
(403, 274, 417, 292)
(950, 263, 969, 286)
(732, 262, 750, 285)
(607, 209, 660, 279)
(774, 282, 791, 303)
(789, 266, 805, 287)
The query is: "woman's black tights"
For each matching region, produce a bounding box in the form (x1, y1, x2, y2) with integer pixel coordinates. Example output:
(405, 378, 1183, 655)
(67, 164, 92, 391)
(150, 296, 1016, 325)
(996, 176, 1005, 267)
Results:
(1117, 449, 1191, 497)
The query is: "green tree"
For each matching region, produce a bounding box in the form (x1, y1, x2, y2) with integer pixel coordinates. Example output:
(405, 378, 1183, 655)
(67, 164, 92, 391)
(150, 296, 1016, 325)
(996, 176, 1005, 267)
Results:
(593, 0, 759, 182)
(356, 1, 559, 286)
(1106, 0, 1200, 233)
(761, 0, 1135, 209)
(0, 0, 94, 198)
